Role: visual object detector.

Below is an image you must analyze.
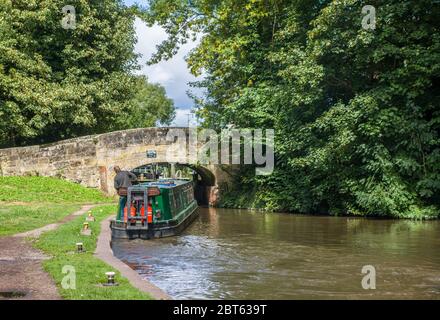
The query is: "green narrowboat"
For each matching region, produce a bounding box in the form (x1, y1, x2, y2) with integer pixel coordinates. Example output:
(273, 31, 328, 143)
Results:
(110, 179, 198, 240)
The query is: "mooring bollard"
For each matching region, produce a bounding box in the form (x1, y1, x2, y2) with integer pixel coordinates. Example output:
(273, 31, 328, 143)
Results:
(81, 222, 92, 236)
(86, 212, 95, 222)
(104, 272, 119, 286)
(76, 242, 84, 253)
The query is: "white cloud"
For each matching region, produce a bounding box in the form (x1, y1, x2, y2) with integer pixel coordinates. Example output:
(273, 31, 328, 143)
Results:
(171, 109, 189, 127)
(133, 18, 203, 114)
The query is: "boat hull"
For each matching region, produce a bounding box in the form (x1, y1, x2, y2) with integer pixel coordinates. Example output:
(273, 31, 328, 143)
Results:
(110, 202, 199, 240)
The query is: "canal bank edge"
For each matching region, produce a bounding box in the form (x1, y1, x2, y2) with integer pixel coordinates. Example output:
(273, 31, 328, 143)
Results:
(95, 216, 171, 300)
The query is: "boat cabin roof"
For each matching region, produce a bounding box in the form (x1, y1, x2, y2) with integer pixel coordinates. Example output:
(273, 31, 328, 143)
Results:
(141, 179, 192, 189)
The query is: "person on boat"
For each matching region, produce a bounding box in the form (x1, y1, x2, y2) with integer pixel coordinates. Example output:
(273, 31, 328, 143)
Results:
(114, 166, 137, 221)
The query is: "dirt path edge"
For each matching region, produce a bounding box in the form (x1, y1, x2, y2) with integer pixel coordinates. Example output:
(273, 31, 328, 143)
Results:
(0, 205, 96, 300)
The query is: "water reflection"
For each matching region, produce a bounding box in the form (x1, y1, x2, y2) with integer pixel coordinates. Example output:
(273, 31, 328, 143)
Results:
(112, 207, 440, 299)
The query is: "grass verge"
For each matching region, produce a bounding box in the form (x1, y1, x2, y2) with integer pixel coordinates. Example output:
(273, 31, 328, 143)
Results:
(0, 176, 114, 236)
(0, 176, 113, 203)
(0, 204, 80, 236)
(33, 205, 152, 300)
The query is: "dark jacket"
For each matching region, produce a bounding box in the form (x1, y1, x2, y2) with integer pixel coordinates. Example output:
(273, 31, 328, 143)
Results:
(114, 171, 137, 195)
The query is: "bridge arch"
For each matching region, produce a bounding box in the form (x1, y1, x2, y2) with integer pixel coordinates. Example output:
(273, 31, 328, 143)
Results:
(130, 162, 216, 205)
(0, 127, 230, 206)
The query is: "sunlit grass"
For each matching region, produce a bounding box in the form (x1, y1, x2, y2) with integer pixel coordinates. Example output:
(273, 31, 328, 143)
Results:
(34, 205, 152, 300)
(0, 176, 114, 203)
(0, 204, 80, 236)
(0, 176, 115, 236)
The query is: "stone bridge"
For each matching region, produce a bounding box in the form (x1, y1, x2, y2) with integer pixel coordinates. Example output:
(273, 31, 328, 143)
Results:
(0, 128, 233, 206)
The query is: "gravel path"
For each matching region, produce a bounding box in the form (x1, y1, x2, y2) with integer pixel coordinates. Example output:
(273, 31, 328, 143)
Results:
(0, 205, 95, 300)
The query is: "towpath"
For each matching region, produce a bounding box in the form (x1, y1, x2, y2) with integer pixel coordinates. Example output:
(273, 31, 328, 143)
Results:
(0, 205, 95, 300)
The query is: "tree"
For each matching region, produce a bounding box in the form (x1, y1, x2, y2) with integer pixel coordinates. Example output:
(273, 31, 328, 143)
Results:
(0, 0, 175, 147)
(127, 76, 175, 128)
(144, 0, 440, 218)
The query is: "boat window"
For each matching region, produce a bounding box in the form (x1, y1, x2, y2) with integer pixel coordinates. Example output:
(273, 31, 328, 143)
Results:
(176, 191, 182, 209)
(170, 192, 177, 210)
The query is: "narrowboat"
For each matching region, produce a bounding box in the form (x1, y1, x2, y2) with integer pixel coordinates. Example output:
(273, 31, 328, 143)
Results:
(110, 179, 198, 240)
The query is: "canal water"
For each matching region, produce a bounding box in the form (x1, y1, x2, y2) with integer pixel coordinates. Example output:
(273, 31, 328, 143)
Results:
(112, 207, 440, 299)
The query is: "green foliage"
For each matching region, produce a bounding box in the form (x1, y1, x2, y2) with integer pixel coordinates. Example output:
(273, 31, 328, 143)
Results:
(145, 0, 440, 218)
(126, 76, 175, 128)
(35, 205, 152, 300)
(0, 1, 174, 147)
(0, 176, 113, 203)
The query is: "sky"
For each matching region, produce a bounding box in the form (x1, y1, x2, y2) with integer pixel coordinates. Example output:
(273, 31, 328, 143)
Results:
(123, 0, 146, 6)
(123, 1, 202, 127)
